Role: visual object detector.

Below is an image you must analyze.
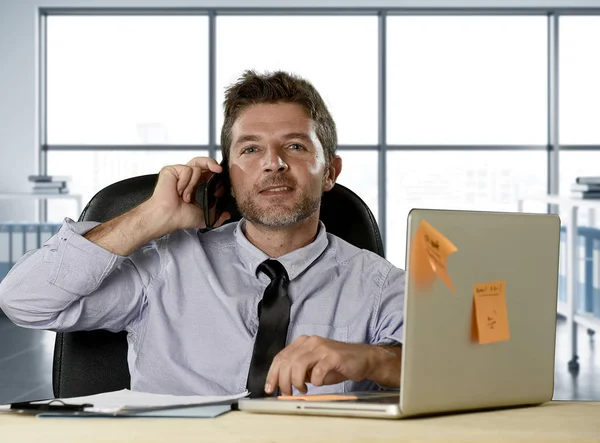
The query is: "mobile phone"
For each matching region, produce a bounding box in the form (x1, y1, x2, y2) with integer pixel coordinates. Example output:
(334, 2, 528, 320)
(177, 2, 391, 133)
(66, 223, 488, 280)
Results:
(195, 160, 233, 229)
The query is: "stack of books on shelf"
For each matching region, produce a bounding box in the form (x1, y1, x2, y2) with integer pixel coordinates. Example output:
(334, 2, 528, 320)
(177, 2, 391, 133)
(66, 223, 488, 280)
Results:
(571, 177, 600, 199)
(28, 175, 71, 194)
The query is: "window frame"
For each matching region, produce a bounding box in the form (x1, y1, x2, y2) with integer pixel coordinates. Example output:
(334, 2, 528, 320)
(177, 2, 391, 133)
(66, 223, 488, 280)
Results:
(39, 7, 600, 256)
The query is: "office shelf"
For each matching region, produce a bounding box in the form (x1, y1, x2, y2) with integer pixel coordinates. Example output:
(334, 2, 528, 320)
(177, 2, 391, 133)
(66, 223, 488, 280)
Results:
(518, 195, 600, 372)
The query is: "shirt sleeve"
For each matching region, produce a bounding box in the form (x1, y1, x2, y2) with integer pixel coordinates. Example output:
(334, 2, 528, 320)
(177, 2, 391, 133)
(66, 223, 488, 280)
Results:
(371, 265, 405, 347)
(0, 218, 163, 333)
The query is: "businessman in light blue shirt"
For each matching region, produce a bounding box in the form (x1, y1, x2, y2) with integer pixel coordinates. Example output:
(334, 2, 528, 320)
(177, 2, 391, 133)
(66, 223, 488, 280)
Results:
(0, 70, 405, 397)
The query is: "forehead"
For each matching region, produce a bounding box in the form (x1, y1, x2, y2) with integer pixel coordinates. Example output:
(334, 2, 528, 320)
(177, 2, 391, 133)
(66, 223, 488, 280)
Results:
(232, 102, 316, 137)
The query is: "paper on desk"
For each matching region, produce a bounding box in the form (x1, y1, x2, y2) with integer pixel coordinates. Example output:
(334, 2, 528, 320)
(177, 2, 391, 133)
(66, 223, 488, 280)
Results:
(21, 389, 249, 414)
(35, 404, 233, 419)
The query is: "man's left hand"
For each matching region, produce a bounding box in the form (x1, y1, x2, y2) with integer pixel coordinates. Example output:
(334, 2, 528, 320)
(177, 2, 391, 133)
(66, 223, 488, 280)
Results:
(264, 335, 400, 396)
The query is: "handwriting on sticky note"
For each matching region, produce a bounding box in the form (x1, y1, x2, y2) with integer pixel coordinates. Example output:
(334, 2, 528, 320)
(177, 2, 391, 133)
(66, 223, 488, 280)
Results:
(409, 219, 458, 293)
(472, 280, 510, 344)
(277, 395, 358, 402)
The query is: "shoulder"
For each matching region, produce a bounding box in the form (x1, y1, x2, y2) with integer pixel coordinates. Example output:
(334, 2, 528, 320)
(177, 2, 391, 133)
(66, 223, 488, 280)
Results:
(326, 233, 404, 287)
(326, 232, 389, 269)
(158, 222, 239, 252)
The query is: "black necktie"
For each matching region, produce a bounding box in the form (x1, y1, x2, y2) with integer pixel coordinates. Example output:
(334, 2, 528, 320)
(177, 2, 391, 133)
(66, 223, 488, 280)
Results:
(246, 259, 291, 398)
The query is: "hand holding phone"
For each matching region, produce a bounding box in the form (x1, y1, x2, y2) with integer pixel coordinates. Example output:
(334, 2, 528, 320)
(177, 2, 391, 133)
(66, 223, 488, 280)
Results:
(195, 160, 234, 229)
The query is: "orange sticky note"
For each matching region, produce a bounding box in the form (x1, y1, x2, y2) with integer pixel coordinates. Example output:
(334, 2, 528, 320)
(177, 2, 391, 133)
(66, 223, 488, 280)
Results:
(472, 280, 510, 344)
(409, 219, 458, 293)
(278, 395, 358, 402)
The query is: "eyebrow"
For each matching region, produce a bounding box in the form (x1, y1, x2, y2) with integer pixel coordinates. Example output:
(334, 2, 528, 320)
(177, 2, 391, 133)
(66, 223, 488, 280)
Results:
(233, 134, 262, 146)
(233, 132, 313, 146)
(283, 132, 313, 143)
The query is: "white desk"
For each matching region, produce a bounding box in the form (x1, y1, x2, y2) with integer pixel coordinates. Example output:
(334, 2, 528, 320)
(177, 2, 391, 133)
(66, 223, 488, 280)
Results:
(518, 195, 600, 372)
(1, 402, 599, 442)
(0, 193, 83, 218)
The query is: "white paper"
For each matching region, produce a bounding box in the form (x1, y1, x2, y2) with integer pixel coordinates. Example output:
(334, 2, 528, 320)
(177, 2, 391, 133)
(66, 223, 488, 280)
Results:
(1, 389, 248, 414)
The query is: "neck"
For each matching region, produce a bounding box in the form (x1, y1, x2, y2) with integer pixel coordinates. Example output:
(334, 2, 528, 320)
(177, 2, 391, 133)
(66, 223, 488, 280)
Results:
(244, 213, 320, 258)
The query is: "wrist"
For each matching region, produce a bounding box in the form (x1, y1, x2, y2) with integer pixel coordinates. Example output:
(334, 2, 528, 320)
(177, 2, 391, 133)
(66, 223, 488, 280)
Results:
(136, 200, 173, 240)
(84, 200, 172, 256)
(367, 345, 402, 388)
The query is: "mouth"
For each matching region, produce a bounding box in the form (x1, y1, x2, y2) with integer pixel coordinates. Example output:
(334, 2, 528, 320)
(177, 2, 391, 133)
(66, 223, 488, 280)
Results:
(259, 186, 294, 194)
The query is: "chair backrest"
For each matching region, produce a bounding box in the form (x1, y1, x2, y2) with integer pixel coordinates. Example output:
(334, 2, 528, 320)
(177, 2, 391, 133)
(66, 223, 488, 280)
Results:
(53, 174, 384, 397)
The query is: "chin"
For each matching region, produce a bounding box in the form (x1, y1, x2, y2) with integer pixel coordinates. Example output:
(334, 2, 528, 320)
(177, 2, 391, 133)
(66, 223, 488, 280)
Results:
(239, 196, 321, 228)
(254, 213, 304, 227)
(250, 207, 317, 227)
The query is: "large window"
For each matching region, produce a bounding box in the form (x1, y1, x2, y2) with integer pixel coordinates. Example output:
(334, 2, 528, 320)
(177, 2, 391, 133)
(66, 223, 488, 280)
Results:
(384, 15, 548, 266)
(46, 14, 210, 221)
(559, 16, 600, 228)
(42, 11, 600, 270)
(47, 15, 209, 145)
(559, 16, 600, 145)
(386, 16, 547, 145)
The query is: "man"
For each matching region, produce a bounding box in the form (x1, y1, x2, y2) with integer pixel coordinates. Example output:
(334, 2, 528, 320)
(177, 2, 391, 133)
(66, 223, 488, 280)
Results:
(0, 71, 405, 397)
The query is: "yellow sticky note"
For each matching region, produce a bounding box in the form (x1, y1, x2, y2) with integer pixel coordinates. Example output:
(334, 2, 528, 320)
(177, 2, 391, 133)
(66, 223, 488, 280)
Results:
(278, 395, 358, 402)
(409, 219, 458, 293)
(472, 280, 510, 344)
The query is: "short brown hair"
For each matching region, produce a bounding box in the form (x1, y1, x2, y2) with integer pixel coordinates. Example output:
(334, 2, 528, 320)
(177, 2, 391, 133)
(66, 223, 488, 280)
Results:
(220, 70, 337, 165)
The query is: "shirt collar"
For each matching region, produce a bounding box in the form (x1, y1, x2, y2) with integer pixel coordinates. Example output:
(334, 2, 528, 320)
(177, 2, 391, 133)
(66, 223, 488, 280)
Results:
(234, 218, 329, 281)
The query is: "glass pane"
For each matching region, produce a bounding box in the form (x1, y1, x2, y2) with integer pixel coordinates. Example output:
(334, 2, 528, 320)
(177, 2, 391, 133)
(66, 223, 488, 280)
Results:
(216, 16, 378, 145)
(387, 16, 547, 144)
(47, 150, 208, 222)
(335, 151, 378, 223)
(47, 16, 209, 144)
(386, 151, 547, 268)
(560, 17, 600, 144)
(559, 151, 600, 228)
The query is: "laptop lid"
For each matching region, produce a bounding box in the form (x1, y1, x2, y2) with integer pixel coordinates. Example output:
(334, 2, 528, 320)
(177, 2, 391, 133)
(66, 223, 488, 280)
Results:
(400, 209, 560, 417)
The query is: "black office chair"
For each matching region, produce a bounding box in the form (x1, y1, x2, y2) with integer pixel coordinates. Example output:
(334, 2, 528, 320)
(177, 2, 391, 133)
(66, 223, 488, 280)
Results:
(52, 174, 384, 398)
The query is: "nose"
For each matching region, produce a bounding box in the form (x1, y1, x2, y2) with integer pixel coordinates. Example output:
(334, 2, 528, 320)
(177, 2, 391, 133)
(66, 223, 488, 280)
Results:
(262, 147, 288, 173)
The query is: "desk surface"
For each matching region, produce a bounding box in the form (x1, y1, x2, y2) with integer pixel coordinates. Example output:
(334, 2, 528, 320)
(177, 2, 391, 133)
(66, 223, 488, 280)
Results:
(2, 401, 600, 442)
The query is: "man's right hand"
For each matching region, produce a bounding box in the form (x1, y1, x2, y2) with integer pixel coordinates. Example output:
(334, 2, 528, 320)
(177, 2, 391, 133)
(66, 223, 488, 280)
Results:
(148, 157, 231, 232)
(84, 157, 231, 256)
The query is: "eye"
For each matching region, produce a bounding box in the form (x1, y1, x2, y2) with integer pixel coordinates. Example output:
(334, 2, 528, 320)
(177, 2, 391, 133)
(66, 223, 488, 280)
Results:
(288, 144, 305, 151)
(241, 146, 258, 154)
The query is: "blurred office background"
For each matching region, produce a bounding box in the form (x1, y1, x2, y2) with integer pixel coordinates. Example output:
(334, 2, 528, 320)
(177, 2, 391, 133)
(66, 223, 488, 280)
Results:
(0, 0, 599, 403)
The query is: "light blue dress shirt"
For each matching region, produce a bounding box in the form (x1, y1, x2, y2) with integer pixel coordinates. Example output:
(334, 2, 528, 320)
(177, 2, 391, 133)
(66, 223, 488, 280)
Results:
(0, 218, 405, 396)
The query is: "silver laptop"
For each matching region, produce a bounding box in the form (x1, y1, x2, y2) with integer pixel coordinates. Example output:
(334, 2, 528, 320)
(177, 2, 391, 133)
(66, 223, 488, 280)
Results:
(239, 209, 560, 419)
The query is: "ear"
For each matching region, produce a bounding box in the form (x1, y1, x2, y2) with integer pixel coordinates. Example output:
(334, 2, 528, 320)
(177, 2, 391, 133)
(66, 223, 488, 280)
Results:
(323, 155, 342, 193)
